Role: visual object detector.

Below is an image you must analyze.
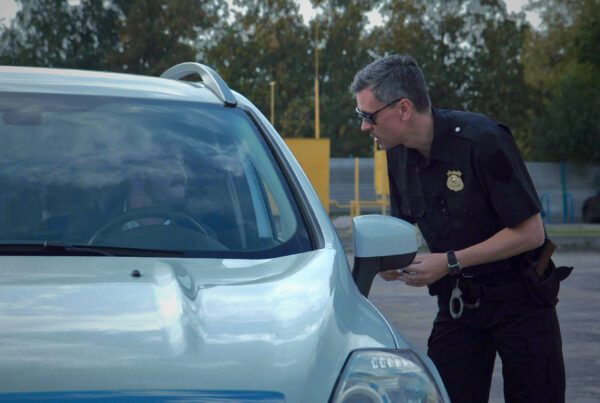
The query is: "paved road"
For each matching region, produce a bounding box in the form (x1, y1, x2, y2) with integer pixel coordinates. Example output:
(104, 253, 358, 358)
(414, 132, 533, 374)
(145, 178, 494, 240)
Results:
(361, 251, 600, 403)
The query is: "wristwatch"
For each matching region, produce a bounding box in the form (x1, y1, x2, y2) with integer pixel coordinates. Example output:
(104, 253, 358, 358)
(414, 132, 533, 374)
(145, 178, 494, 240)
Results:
(447, 250, 461, 275)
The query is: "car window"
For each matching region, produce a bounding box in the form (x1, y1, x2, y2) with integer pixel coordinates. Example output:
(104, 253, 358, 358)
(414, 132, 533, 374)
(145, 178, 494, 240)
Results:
(0, 92, 312, 258)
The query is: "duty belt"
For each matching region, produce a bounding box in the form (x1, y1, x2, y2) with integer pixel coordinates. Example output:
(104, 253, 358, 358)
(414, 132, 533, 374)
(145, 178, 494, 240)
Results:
(449, 277, 529, 319)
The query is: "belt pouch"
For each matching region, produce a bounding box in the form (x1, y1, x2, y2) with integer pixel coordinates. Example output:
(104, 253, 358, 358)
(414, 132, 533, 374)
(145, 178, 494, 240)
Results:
(523, 259, 573, 307)
(523, 259, 559, 307)
(521, 238, 573, 307)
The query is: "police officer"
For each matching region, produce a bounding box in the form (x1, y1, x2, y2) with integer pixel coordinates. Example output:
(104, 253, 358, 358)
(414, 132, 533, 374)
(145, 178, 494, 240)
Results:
(350, 54, 566, 402)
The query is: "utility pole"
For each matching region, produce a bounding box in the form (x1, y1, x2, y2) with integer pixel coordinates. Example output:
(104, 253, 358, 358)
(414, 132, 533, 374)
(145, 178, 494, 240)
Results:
(269, 81, 275, 125)
(314, 13, 320, 139)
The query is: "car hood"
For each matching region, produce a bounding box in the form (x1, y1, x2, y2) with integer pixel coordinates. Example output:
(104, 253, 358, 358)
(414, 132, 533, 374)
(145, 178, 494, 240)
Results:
(0, 248, 401, 401)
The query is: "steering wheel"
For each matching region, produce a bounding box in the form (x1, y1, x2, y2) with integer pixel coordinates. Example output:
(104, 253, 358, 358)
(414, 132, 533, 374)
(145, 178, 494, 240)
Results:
(88, 207, 209, 245)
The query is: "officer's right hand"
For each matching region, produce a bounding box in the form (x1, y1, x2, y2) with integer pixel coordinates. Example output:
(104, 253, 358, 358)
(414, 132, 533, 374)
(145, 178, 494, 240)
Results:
(379, 269, 404, 281)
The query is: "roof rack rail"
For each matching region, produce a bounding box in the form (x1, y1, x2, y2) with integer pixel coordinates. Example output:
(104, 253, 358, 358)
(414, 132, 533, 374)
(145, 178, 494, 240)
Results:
(161, 62, 237, 107)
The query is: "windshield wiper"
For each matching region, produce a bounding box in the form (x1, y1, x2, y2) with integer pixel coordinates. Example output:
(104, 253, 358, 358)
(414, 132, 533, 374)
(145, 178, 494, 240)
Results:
(0, 241, 187, 257)
(0, 241, 114, 256)
(44, 241, 114, 256)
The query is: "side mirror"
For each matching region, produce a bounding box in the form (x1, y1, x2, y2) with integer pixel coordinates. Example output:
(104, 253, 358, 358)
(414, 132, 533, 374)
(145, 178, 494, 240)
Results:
(352, 215, 418, 297)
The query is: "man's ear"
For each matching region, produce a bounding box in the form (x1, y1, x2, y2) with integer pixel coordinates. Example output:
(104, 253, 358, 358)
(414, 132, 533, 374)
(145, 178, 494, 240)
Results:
(397, 99, 413, 121)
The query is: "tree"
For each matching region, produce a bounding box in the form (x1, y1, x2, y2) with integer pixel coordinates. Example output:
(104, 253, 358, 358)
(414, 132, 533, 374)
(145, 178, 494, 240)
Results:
(530, 67, 600, 163)
(313, 0, 377, 157)
(369, 0, 532, 152)
(525, 0, 600, 163)
(0, 0, 121, 70)
(205, 0, 313, 138)
(108, 0, 227, 76)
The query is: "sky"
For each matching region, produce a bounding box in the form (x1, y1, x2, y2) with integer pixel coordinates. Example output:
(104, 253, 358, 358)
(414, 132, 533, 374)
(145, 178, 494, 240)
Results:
(0, 0, 540, 29)
(296, 0, 541, 28)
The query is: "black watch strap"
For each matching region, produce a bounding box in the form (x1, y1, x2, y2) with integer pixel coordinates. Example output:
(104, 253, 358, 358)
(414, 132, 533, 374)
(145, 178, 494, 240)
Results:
(447, 250, 461, 275)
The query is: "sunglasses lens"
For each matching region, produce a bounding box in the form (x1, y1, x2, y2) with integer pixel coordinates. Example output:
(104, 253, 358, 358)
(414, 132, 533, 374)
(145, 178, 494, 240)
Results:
(357, 113, 375, 125)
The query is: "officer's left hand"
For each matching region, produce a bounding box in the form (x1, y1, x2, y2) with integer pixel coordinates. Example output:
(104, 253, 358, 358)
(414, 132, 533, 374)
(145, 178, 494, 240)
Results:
(398, 253, 448, 287)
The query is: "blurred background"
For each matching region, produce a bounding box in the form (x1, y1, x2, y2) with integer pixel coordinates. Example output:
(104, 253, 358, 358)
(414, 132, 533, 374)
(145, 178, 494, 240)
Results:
(1, 4, 598, 401)
(1, 0, 598, 222)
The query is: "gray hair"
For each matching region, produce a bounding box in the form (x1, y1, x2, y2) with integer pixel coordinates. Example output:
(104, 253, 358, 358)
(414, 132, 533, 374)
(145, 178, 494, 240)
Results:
(350, 54, 431, 113)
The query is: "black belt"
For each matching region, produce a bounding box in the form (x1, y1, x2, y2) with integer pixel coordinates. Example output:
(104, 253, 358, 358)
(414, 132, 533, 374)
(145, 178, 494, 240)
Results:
(447, 277, 529, 319)
(459, 278, 529, 301)
(429, 267, 523, 297)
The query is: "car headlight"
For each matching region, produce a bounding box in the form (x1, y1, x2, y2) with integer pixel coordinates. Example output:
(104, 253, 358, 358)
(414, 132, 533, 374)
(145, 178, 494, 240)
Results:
(330, 349, 445, 403)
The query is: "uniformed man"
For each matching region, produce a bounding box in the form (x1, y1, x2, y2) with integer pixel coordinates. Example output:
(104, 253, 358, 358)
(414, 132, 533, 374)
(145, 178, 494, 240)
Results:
(350, 54, 567, 402)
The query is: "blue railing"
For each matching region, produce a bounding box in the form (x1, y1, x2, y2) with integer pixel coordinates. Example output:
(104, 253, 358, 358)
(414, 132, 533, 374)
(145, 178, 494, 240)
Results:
(540, 193, 574, 223)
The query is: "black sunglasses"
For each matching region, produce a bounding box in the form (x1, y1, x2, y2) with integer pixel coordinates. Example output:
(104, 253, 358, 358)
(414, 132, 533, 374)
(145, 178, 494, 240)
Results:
(356, 98, 404, 125)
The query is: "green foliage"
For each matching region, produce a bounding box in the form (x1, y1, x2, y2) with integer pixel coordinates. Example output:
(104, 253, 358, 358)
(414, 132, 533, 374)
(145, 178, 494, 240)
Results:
(0, 0, 120, 70)
(371, 0, 532, 152)
(530, 64, 600, 163)
(316, 0, 377, 157)
(108, 0, 227, 75)
(525, 0, 600, 164)
(1, 0, 596, 162)
(0, 0, 227, 75)
(205, 0, 313, 138)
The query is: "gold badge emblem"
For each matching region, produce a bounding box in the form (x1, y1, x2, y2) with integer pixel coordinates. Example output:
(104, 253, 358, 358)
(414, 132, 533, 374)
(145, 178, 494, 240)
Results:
(447, 170, 464, 192)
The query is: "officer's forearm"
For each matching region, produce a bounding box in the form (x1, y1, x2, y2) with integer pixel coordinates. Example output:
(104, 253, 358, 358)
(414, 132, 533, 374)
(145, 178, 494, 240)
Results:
(455, 213, 544, 269)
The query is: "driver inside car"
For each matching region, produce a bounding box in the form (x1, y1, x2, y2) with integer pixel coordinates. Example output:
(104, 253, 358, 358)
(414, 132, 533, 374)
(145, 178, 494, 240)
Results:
(122, 144, 188, 229)
(89, 140, 225, 251)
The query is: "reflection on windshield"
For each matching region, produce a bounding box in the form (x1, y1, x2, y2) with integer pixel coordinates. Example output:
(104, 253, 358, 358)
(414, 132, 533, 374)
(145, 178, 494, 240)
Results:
(0, 93, 311, 258)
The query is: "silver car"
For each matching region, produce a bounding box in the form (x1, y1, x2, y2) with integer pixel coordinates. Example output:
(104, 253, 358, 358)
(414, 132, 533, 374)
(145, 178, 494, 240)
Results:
(0, 63, 449, 402)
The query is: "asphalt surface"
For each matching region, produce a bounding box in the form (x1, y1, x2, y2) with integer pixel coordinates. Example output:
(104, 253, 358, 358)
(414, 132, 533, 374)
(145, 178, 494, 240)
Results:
(363, 251, 599, 403)
(337, 223, 600, 403)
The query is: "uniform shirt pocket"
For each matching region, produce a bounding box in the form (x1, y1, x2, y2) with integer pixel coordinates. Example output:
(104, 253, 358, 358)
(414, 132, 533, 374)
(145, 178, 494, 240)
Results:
(447, 192, 488, 217)
(441, 193, 489, 248)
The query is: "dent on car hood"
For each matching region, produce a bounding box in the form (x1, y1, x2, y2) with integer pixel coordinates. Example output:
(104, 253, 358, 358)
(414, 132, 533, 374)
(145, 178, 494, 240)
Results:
(0, 248, 399, 402)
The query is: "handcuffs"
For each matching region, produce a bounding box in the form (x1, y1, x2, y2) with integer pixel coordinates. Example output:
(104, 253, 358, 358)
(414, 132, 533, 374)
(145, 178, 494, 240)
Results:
(447, 250, 480, 319)
(446, 250, 479, 319)
(450, 278, 480, 319)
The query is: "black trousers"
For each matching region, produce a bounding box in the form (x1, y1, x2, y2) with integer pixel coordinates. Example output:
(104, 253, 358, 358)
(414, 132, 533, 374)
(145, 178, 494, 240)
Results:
(427, 292, 565, 403)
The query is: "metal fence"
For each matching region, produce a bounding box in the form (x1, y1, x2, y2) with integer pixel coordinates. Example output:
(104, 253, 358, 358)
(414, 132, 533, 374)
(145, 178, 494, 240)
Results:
(329, 159, 600, 222)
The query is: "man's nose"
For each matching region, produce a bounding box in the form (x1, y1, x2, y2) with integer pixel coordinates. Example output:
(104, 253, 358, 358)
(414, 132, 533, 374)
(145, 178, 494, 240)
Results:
(168, 160, 187, 178)
(361, 119, 374, 132)
(177, 162, 188, 180)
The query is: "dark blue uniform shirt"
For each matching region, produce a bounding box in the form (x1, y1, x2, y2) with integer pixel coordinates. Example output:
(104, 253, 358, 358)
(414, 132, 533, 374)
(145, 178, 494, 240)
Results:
(386, 107, 543, 294)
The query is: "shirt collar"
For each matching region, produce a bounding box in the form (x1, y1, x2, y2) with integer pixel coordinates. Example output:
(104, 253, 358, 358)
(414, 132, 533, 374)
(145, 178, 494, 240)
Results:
(394, 107, 454, 165)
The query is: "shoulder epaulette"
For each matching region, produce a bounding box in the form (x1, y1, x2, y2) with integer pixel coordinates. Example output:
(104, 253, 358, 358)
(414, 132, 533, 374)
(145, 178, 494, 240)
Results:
(446, 110, 505, 146)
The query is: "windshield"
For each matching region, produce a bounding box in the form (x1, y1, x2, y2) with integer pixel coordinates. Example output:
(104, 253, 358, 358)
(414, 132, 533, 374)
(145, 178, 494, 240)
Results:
(0, 92, 311, 258)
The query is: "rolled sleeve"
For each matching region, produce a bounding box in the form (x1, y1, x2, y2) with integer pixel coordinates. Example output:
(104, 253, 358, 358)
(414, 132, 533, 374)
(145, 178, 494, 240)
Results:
(474, 125, 542, 228)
